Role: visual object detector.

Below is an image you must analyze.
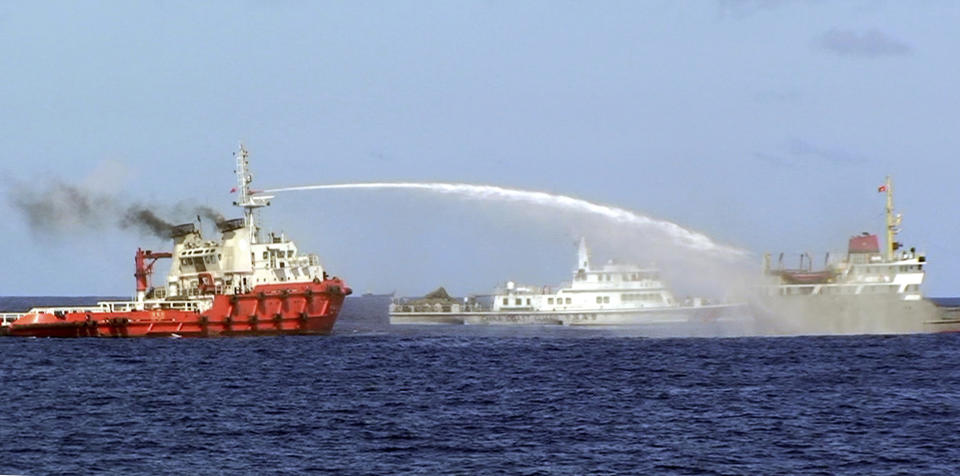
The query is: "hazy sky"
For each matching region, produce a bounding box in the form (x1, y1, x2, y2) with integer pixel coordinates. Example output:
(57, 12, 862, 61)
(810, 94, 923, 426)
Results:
(1, 1, 959, 297)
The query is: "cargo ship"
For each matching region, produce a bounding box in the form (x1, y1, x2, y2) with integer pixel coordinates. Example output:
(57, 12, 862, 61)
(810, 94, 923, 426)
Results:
(752, 177, 960, 335)
(390, 238, 745, 326)
(4, 145, 351, 337)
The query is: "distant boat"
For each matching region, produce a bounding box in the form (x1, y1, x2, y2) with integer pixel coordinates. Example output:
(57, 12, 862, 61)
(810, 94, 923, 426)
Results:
(357, 291, 394, 298)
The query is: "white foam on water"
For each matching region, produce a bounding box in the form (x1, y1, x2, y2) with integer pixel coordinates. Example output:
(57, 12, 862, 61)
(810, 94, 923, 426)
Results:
(262, 182, 747, 258)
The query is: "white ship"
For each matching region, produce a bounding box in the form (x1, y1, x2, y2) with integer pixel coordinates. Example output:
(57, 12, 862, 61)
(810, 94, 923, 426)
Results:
(751, 177, 960, 335)
(390, 238, 745, 326)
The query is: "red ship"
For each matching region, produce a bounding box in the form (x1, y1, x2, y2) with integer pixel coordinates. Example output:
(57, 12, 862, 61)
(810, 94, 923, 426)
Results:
(6, 145, 350, 337)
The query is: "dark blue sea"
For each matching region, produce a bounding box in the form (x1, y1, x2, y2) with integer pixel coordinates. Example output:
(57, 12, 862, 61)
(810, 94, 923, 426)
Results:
(2, 296, 959, 474)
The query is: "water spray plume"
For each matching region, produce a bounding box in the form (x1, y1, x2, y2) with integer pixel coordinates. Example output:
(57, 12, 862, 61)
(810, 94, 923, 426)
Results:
(261, 182, 747, 258)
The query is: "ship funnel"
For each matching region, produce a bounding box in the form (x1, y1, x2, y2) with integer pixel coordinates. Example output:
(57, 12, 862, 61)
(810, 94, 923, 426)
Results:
(848, 233, 880, 254)
(170, 223, 197, 238)
(217, 218, 245, 232)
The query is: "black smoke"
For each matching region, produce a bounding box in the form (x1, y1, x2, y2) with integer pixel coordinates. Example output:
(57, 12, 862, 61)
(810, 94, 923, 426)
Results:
(8, 180, 225, 239)
(9, 181, 112, 233)
(121, 207, 175, 237)
(195, 205, 226, 224)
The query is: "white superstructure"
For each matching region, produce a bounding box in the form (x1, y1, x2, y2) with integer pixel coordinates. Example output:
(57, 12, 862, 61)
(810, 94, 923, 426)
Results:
(130, 144, 329, 312)
(760, 236, 926, 301)
(752, 176, 954, 335)
(761, 176, 925, 301)
(391, 238, 743, 326)
(492, 238, 681, 313)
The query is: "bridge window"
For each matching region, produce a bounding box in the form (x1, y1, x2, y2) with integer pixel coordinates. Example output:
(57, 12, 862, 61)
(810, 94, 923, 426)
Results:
(548, 298, 554, 304)
(502, 298, 508, 306)
(515, 298, 522, 306)
(565, 297, 572, 304)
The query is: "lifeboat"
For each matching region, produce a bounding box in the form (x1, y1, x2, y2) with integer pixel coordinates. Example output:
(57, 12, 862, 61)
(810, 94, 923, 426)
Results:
(774, 270, 835, 285)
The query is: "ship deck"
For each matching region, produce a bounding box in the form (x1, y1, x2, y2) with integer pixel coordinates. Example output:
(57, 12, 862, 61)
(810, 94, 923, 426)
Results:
(389, 303, 747, 326)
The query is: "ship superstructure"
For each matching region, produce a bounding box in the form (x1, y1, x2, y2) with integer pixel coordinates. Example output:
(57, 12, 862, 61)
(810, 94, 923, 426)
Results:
(490, 238, 681, 315)
(5, 145, 351, 337)
(390, 238, 742, 326)
(141, 146, 329, 306)
(754, 177, 958, 334)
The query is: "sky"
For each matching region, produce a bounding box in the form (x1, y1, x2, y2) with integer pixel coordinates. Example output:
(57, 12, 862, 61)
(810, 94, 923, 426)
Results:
(1, 1, 959, 297)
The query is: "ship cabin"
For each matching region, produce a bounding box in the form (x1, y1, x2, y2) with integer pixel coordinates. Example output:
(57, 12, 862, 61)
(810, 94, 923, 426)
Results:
(147, 219, 326, 300)
(764, 232, 925, 300)
(763, 178, 927, 301)
(491, 239, 678, 312)
(131, 144, 331, 310)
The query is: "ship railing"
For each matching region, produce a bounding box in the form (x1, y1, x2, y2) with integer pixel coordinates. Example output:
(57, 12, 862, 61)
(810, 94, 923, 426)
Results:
(12, 300, 207, 316)
(95, 300, 205, 313)
(760, 282, 902, 296)
(27, 305, 105, 314)
(389, 302, 491, 313)
(1, 313, 26, 326)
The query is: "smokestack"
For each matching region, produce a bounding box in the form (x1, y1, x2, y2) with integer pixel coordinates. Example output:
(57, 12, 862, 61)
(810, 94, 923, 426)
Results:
(170, 223, 198, 238)
(217, 218, 245, 232)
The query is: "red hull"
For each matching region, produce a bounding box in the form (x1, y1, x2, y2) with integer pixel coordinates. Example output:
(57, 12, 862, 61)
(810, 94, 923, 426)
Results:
(7, 279, 350, 338)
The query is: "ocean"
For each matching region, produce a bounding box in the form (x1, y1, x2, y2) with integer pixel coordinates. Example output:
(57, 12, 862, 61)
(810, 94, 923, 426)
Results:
(1, 295, 959, 474)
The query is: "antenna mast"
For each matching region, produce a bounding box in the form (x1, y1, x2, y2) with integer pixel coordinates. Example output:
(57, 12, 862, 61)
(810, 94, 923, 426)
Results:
(233, 144, 273, 244)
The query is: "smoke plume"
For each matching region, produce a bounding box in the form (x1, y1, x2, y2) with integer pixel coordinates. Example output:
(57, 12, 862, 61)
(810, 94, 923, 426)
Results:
(195, 205, 226, 224)
(7, 179, 225, 239)
(121, 207, 175, 237)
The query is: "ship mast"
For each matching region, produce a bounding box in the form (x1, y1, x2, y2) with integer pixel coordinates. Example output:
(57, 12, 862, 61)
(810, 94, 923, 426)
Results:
(233, 144, 273, 244)
(577, 237, 590, 271)
(883, 176, 902, 261)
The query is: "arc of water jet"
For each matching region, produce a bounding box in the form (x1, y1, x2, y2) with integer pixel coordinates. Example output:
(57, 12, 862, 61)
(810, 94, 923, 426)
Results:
(260, 182, 748, 258)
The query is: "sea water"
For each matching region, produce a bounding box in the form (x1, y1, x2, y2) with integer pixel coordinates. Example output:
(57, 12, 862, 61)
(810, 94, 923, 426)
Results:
(1, 295, 958, 474)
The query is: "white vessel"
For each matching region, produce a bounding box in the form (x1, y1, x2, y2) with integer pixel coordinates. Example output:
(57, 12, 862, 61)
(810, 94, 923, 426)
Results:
(390, 238, 744, 326)
(751, 177, 959, 335)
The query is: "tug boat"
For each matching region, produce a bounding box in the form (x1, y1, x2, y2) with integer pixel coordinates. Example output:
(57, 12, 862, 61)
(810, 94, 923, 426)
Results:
(753, 177, 959, 335)
(5, 145, 350, 337)
(390, 238, 744, 326)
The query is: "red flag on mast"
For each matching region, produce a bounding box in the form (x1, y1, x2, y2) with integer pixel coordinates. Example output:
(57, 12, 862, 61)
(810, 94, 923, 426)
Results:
(878, 185, 887, 192)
